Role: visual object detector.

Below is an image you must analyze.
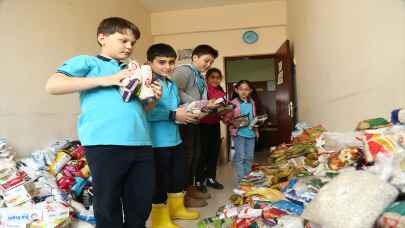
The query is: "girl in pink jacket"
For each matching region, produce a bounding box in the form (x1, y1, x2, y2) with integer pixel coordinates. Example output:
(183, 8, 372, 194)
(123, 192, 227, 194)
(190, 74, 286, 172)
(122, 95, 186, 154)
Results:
(224, 80, 259, 184)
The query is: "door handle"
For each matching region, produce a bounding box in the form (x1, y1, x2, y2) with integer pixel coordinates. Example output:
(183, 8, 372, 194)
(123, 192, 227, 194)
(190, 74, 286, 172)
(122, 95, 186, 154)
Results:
(288, 101, 294, 118)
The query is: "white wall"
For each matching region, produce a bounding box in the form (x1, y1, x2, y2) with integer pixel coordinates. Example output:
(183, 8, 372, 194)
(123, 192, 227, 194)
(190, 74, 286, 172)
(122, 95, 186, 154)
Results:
(151, 1, 287, 157)
(151, 1, 287, 71)
(288, 0, 405, 131)
(0, 0, 152, 157)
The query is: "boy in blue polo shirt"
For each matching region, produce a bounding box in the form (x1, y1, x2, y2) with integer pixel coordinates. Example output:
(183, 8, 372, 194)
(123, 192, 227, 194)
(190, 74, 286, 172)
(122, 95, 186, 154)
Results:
(45, 17, 161, 228)
(146, 43, 200, 228)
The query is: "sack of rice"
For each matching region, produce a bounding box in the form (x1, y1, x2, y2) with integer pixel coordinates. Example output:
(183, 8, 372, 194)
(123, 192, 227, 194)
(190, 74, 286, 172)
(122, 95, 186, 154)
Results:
(303, 171, 398, 228)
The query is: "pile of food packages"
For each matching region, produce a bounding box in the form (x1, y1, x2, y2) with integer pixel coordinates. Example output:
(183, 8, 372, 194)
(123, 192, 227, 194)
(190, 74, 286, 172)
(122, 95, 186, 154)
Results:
(3, 108, 405, 228)
(199, 112, 405, 228)
(0, 139, 95, 227)
(0, 96, 237, 228)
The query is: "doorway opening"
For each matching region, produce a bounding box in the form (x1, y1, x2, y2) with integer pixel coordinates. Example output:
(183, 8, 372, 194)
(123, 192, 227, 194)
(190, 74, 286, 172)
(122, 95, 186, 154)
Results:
(223, 41, 296, 161)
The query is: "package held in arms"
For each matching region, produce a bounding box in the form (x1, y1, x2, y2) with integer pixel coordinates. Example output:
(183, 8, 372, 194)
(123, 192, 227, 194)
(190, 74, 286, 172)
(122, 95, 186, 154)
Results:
(119, 60, 155, 105)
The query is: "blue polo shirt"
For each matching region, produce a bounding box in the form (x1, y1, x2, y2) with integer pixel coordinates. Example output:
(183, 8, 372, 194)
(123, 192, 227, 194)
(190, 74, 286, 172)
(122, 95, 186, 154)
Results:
(146, 75, 182, 148)
(237, 100, 256, 138)
(57, 55, 152, 146)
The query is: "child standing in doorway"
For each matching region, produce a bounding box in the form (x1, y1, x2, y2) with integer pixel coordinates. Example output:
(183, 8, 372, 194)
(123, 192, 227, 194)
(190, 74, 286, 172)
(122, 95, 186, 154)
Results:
(224, 80, 259, 184)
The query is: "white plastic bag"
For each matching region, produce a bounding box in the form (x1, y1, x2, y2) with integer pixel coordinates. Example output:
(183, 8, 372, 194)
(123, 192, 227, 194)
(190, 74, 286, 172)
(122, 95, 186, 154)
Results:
(303, 171, 398, 228)
(366, 153, 394, 181)
(318, 132, 363, 152)
(274, 215, 304, 228)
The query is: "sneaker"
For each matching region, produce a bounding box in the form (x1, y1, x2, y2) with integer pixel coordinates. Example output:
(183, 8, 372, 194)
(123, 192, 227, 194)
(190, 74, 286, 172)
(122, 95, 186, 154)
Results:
(196, 181, 208, 193)
(206, 178, 224, 190)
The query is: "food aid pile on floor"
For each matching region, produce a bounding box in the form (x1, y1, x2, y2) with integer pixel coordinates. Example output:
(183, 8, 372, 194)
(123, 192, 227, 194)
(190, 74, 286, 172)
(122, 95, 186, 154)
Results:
(199, 115, 405, 228)
(0, 140, 95, 227)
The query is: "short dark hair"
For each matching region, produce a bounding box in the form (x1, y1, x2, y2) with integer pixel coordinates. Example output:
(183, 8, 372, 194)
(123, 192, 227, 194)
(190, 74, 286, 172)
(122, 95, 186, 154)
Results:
(206, 68, 223, 79)
(147, 43, 177, 62)
(192, 44, 218, 59)
(97, 17, 141, 40)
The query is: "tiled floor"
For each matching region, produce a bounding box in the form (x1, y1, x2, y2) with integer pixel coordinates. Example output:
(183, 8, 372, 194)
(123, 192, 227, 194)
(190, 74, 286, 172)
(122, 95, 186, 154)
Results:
(175, 163, 235, 228)
(72, 164, 235, 228)
(72, 150, 269, 228)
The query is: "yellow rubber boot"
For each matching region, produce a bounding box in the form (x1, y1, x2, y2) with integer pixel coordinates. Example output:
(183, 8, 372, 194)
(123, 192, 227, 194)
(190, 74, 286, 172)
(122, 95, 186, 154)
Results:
(151, 204, 180, 228)
(167, 192, 200, 220)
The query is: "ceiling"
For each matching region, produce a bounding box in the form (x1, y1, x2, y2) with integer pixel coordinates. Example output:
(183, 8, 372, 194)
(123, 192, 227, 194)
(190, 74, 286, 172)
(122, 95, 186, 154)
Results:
(139, 0, 279, 12)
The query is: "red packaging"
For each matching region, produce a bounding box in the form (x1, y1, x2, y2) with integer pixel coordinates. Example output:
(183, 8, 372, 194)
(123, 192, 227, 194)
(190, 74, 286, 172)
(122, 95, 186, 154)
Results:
(57, 175, 76, 191)
(235, 218, 255, 228)
(70, 145, 85, 160)
(0, 171, 27, 192)
(262, 207, 287, 220)
(61, 165, 82, 178)
(251, 163, 260, 171)
(61, 159, 86, 178)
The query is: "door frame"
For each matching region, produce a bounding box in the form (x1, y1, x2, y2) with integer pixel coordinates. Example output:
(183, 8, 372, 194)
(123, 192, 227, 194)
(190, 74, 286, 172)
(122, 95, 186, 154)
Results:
(223, 54, 277, 162)
(222, 41, 296, 162)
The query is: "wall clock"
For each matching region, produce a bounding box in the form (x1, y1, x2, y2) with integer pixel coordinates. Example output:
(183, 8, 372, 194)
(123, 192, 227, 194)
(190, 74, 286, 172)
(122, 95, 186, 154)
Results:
(242, 30, 259, 44)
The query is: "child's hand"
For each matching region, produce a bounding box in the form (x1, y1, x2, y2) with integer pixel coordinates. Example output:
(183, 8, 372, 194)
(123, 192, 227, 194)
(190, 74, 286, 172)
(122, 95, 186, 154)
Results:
(206, 99, 220, 110)
(99, 69, 133, 87)
(150, 81, 162, 101)
(175, 107, 198, 124)
(198, 112, 209, 120)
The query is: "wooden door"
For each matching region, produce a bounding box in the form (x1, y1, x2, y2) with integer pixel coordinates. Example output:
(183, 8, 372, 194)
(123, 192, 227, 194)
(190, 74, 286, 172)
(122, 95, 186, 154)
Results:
(274, 40, 296, 143)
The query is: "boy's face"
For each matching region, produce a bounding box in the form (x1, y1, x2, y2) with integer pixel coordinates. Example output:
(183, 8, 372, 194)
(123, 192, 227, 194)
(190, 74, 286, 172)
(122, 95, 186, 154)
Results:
(149, 56, 176, 77)
(192, 54, 215, 73)
(98, 30, 136, 61)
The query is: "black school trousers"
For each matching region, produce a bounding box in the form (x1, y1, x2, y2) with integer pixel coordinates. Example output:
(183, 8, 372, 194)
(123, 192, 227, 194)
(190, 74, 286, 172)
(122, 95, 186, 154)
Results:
(197, 123, 221, 181)
(152, 144, 186, 204)
(84, 145, 154, 228)
(179, 124, 202, 187)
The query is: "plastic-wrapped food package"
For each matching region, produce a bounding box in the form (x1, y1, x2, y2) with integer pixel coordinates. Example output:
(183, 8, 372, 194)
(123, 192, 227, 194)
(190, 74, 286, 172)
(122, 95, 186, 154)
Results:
(262, 207, 287, 224)
(29, 201, 71, 228)
(0, 139, 16, 173)
(2, 185, 32, 207)
(184, 100, 209, 114)
(389, 153, 405, 192)
(119, 60, 142, 102)
(366, 153, 394, 181)
(272, 200, 304, 216)
(356, 118, 391, 131)
(245, 187, 284, 202)
(327, 147, 363, 171)
(0, 138, 15, 163)
(274, 215, 304, 228)
(303, 171, 398, 228)
(363, 133, 397, 163)
(249, 114, 268, 129)
(237, 206, 262, 219)
(138, 65, 156, 105)
(198, 217, 233, 228)
(391, 109, 405, 125)
(317, 131, 364, 152)
(217, 204, 238, 219)
(376, 200, 405, 228)
(0, 206, 40, 227)
(48, 152, 71, 176)
(70, 200, 96, 225)
(119, 61, 156, 104)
